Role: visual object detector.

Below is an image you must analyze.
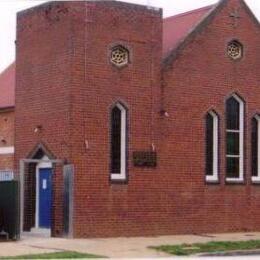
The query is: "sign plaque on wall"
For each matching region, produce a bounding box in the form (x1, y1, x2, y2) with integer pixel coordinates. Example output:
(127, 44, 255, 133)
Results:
(133, 151, 157, 167)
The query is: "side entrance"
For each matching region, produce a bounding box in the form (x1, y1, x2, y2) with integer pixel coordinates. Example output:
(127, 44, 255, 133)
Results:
(20, 144, 74, 238)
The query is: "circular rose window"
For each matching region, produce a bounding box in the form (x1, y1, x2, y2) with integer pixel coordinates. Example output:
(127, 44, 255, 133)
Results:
(111, 45, 129, 67)
(227, 41, 243, 60)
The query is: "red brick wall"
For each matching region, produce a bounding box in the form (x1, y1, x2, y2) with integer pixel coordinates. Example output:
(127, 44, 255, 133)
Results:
(15, 1, 162, 237)
(161, 0, 260, 234)
(69, 1, 163, 238)
(15, 0, 260, 238)
(15, 1, 77, 235)
(0, 109, 14, 170)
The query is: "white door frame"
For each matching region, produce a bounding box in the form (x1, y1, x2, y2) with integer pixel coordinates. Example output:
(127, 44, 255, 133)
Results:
(35, 156, 52, 229)
(19, 158, 64, 236)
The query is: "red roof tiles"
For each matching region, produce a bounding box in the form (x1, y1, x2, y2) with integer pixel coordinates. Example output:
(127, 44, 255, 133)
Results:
(163, 5, 214, 58)
(0, 5, 215, 109)
(0, 63, 15, 109)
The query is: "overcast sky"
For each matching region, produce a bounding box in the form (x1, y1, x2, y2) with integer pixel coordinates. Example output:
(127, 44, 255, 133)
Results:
(0, 0, 259, 73)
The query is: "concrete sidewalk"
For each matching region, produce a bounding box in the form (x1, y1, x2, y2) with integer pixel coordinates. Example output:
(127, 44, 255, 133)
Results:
(1, 232, 260, 258)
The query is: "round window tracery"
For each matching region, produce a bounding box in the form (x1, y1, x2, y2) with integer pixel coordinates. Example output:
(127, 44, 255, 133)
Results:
(110, 46, 129, 67)
(227, 41, 243, 60)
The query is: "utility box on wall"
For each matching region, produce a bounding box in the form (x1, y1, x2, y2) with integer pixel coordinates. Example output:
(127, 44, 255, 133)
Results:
(0, 181, 19, 240)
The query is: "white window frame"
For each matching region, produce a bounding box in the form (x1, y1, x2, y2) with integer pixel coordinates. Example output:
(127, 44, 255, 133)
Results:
(206, 111, 219, 182)
(110, 103, 127, 181)
(226, 94, 244, 183)
(252, 115, 260, 183)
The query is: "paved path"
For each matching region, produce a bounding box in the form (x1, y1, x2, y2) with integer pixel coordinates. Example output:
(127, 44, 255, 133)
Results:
(1, 232, 260, 258)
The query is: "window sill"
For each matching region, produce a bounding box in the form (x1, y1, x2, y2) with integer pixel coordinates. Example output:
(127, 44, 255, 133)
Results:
(251, 178, 260, 184)
(206, 177, 219, 184)
(225, 178, 244, 184)
(110, 174, 128, 184)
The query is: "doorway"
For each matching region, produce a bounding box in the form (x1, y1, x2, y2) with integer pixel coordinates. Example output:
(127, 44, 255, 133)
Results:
(35, 156, 52, 230)
(38, 168, 52, 229)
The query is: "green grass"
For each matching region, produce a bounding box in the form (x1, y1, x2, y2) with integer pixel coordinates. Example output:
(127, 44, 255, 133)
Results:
(150, 240, 260, 256)
(0, 251, 106, 259)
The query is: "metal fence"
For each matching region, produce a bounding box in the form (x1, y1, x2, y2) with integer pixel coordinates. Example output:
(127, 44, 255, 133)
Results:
(0, 181, 19, 240)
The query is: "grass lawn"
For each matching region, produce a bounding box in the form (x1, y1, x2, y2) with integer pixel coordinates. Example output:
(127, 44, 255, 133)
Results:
(150, 240, 260, 256)
(0, 251, 106, 259)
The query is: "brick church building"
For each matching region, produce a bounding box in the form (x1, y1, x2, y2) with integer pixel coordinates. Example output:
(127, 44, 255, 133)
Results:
(0, 0, 260, 238)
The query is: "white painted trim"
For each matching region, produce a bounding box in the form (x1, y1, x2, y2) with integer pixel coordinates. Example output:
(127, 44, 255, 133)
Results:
(111, 103, 127, 181)
(226, 94, 244, 181)
(226, 155, 240, 158)
(227, 130, 240, 133)
(35, 156, 52, 229)
(252, 177, 260, 182)
(239, 96, 244, 181)
(206, 111, 219, 182)
(226, 177, 244, 183)
(20, 158, 63, 235)
(252, 115, 260, 182)
(0, 146, 14, 155)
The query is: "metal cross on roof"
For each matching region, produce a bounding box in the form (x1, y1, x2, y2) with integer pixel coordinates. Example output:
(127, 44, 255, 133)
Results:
(229, 8, 241, 28)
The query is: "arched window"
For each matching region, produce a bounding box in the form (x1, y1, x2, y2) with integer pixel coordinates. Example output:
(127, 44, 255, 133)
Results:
(206, 111, 219, 182)
(110, 103, 127, 181)
(252, 115, 260, 182)
(226, 94, 244, 181)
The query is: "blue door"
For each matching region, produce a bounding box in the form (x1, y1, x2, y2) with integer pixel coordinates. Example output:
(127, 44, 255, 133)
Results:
(39, 168, 52, 229)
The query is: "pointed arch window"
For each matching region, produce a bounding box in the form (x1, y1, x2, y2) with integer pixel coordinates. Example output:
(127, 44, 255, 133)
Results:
(226, 94, 244, 182)
(206, 111, 219, 182)
(110, 103, 127, 181)
(252, 115, 260, 182)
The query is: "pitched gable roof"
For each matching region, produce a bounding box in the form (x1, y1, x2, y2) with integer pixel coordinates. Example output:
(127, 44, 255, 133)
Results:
(0, 0, 259, 109)
(163, 0, 260, 68)
(0, 63, 15, 109)
(163, 5, 214, 58)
